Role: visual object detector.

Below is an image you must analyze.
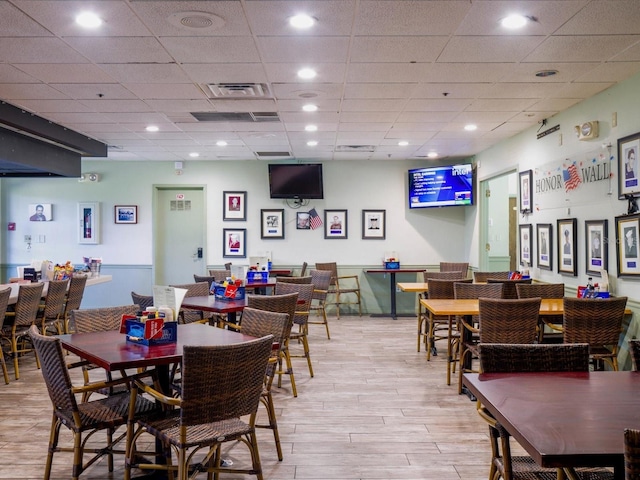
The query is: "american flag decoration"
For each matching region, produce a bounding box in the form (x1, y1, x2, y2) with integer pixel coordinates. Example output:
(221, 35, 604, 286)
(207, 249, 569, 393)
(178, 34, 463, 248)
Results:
(564, 163, 582, 192)
(308, 208, 323, 230)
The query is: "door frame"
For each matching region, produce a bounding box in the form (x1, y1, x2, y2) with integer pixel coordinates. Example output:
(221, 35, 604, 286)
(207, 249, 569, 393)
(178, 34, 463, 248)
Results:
(152, 184, 207, 285)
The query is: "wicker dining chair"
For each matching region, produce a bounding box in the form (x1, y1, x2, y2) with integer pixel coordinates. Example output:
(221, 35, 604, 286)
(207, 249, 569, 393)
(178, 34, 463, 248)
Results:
(454, 282, 504, 394)
(2, 282, 45, 380)
(478, 297, 541, 345)
(563, 296, 628, 371)
(240, 307, 290, 461)
(308, 269, 332, 340)
(488, 278, 532, 299)
(440, 262, 469, 277)
(516, 283, 565, 343)
(275, 281, 315, 378)
(28, 325, 158, 480)
(476, 343, 614, 480)
(63, 275, 88, 333)
(423, 270, 467, 282)
(276, 275, 312, 284)
(208, 269, 231, 282)
(123, 335, 274, 480)
(629, 339, 640, 371)
(37, 279, 69, 335)
(315, 262, 362, 319)
(193, 274, 215, 290)
(625, 428, 640, 480)
(300, 261, 308, 277)
(0, 287, 13, 384)
(247, 292, 299, 397)
(473, 271, 510, 283)
(130, 291, 153, 311)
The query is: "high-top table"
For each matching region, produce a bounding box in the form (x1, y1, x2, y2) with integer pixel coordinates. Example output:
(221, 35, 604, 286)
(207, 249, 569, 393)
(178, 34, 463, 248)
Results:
(364, 268, 425, 319)
(463, 371, 640, 480)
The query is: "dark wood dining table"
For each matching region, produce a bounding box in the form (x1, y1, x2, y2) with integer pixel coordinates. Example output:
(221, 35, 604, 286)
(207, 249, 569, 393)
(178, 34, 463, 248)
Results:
(463, 371, 640, 480)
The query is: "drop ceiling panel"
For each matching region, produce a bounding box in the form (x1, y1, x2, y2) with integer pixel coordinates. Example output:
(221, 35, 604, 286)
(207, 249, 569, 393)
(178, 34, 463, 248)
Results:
(0, 1, 52, 36)
(438, 36, 545, 63)
(144, 99, 214, 113)
(258, 37, 350, 63)
(63, 37, 173, 64)
(350, 36, 448, 63)
(343, 83, 417, 99)
(347, 63, 428, 83)
(0, 65, 41, 83)
(79, 99, 154, 113)
(98, 64, 192, 84)
(576, 62, 640, 83)
(14, 64, 116, 84)
(159, 37, 261, 63)
(53, 83, 139, 100)
(524, 35, 640, 63)
(411, 83, 493, 99)
(338, 112, 400, 123)
(404, 99, 472, 112)
(0, 83, 70, 100)
(209, 99, 277, 112)
(181, 64, 269, 84)
(278, 112, 340, 123)
(263, 63, 347, 83)
(16, 99, 93, 113)
(270, 83, 344, 100)
(0, 38, 90, 63)
(555, 0, 640, 35)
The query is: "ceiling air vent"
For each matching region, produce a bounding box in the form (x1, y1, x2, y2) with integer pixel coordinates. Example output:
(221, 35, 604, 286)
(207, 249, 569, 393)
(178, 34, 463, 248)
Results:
(255, 151, 292, 158)
(191, 112, 280, 123)
(335, 145, 376, 153)
(206, 83, 271, 98)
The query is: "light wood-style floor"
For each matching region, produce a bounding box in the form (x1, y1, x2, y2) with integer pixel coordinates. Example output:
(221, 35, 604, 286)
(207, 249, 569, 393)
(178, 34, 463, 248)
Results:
(0, 314, 494, 480)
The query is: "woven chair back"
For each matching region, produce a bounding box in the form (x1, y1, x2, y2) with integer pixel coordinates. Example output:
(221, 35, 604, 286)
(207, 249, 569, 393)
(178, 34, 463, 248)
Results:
(300, 261, 308, 276)
(562, 296, 627, 347)
(180, 335, 273, 425)
(516, 283, 564, 299)
(193, 274, 215, 289)
(625, 428, 640, 480)
(478, 343, 590, 373)
(440, 262, 469, 275)
(487, 278, 532, 299)
(240, 307, 289, 349)
(208, 269, 231, 282)
(0, 287, 11, 329)
(170, 282, 209, 297)
(275, 282, 314, 326)
(424, 271, 467, 281)
(28, 325, 77, 411)
(427, 278, 472, 299)
(72, 304, 141, 333)
(629, 339, 640, 371)
(131, 291, 153, 310)
(63, 275, 87, 316)
(474, 271, 510, 283)
(247, 292, 298, 333)
(454, 282, 504, 300)
(276, 275, 311, 284)
(478, 297, 541, 344)
(41, 279, 69, 320)
(13, 283, 45, 326)
(310, 270, 332, 301)
(315, 262, 338, 286)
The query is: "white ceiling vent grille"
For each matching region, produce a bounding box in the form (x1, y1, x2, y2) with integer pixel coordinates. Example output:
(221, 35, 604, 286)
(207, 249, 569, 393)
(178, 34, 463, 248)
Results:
(207, 83, 271, 98)
(191, 112, 280, 122)
(335, 145, 376, 153)
(255, 151, 292, 158)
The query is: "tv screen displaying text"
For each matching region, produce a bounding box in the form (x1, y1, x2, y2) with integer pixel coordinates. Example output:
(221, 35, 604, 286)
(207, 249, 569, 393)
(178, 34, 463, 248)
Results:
(408, 164, 473, 208)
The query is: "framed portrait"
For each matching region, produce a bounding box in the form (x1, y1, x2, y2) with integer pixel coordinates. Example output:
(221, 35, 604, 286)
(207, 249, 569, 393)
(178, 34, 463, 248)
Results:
(28, 203, 52, 222)
(114, 205, 137, 224)
(78, 202, 100, 245)
(557, 218, 577, 276)
(260, 209, 284, 239)
(362, 209, 386, 240)
(618, 132, 640, 199)
(223, 191, 246, 221)
(296, 211, 311, 230)
(519, 170, 533, 214)
(324, 209, 348, 239)
(536, 223, 552, 270)
(223, 228, 246, 258)
(585, 219, 608, 276)
(615, 214, 640, 277)
(519, 224, 532, 266)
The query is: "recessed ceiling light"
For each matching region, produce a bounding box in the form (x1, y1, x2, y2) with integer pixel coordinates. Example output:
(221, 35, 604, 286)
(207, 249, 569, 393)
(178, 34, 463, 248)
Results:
(216, 140, 228, 146)
(76, 12, 102, 28)
(289, 14, 316, 29)
(145, 125, 159, 132)
(189, 152, 199, 158)
(535, 69, 558, 78)
(501, 14, 528, 29)
(305, 124, 318, 132)
(398, 141, 409, 146)
(302, 104, 318, 112)
(427, 152, 439, 158)
(464, 124, 478, 131)
(307, 140, 318, 146)
(298, 68, 317, 79)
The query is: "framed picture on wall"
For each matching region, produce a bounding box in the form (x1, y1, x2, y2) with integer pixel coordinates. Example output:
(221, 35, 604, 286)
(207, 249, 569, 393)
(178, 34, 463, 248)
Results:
(519, 170, 533, 214)
(223, 228, 246, 258)
(29, 203, 52, 222)
(362, 209, 385, 239)
(618, 132, 640, 199)
(519, 224, 532, 266)
(223, 191, 246, 221)
(536, 223, 552, 270)
(585, 219, 607, 276)
(260, 209, 284, 239)
(615, 214, 640, 277)
(296, 212, 311, 230)
(114, 205, 137, 224)
(324, 209, 348, 239)
(557, 218, 577, 276)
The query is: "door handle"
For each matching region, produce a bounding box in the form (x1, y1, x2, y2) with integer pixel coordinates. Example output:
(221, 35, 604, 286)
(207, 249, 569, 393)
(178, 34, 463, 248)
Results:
(197, 247, 203, 258)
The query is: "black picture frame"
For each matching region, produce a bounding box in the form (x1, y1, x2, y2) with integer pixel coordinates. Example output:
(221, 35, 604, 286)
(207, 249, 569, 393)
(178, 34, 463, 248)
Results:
(615, 214, 640, 277)
(362, 209, 385, 239)
(296, 212, 311, 230)
(519, 170, 533, 214)
(557, 218, 577, 276)
(519, 224, 532, 266)
(222, 191, 247, 221)
(618, 132, 640, 199)
(260, 209, 284, 239)
(222, 228, 246, 258)
(585, 219, 608, 276)
(536, 223, 552, 271)
(324, 209, 348, 239)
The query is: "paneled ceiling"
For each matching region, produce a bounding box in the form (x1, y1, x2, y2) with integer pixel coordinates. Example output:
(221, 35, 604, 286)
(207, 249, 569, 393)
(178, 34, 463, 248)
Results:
(2, 0, 640, 163)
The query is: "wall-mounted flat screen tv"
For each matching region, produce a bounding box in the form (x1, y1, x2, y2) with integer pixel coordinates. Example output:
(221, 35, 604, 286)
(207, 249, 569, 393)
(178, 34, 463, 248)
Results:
(408, 163, 474, 208)
(268, 163, 324, 199)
